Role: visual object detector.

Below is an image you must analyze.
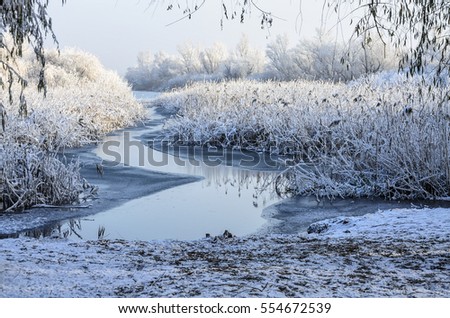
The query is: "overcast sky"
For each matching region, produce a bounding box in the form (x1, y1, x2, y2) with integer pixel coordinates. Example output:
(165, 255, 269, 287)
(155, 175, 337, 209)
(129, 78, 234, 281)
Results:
(47, 1, 352, 75)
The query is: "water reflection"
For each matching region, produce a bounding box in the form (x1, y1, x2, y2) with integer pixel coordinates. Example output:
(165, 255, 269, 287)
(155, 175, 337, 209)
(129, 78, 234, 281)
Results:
(57, 168, 279, 241)
(13, 162, 281, 241)
(6, 219, 84, 240)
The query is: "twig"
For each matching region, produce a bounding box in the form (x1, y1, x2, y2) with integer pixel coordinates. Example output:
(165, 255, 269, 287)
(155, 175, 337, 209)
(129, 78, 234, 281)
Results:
(30, 204, 93, 209)
(165, 0, 206, 27)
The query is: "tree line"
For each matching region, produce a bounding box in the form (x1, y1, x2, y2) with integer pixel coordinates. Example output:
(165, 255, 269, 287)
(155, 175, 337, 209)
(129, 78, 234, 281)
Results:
(125, 33, 395, 91)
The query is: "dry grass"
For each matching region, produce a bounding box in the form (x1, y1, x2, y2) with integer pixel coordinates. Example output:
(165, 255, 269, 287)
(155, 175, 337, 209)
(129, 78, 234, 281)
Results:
(156, 73, 449, 199)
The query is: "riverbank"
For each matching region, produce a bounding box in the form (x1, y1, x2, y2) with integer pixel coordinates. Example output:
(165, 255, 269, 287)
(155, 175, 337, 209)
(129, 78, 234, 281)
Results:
(1, 207, 449, 297)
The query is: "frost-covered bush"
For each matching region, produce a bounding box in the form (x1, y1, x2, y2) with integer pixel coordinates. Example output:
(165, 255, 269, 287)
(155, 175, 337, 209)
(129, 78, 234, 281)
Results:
(3, 48, 145, 148)
(1, 48, 145, 211)
(27, 48, 105, 87)
(156, 74, 449, 200)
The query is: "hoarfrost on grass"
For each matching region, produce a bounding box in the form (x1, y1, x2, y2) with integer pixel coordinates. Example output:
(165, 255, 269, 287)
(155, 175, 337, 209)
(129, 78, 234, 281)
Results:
(155, 73, 449, 200)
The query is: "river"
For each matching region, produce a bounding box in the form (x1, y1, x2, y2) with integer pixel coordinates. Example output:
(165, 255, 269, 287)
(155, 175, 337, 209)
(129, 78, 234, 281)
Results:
(6, 91, 449, 241)
(40, 92, 283, 240)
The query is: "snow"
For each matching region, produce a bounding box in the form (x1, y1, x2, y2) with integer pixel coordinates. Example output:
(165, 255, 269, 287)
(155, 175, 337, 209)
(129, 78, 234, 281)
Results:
(308, 207, 450, 241)
(1, 207, 449, 297)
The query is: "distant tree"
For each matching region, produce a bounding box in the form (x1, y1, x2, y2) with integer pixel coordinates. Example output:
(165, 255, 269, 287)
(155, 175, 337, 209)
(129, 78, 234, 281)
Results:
(265, 35, 298, 80)
(156, 0, 450, 83)
(150, 51, 183, 85)
(223, 34, 265, 79)
(125, 51, 154, 90)
(356, 34, 396, 74)
(136, 51, 153, 70)
(177, 41, 202, 74)
(199, 42, 228, 74)
(290, 30, 395, 81)
(292, 32, 345, 81)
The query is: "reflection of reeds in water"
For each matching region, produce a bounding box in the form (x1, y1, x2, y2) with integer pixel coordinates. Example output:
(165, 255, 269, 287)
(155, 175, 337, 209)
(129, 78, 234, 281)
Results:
(18, 219, 108, 241)
(274, 170, 299, 199)
(201, 164, 279, 203)
(24, 220, 81, 239)
(97, 226, 106, 240)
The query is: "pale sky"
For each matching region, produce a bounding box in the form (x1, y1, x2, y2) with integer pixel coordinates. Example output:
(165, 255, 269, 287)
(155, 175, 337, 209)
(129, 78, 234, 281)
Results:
(47, 0, 352, 75)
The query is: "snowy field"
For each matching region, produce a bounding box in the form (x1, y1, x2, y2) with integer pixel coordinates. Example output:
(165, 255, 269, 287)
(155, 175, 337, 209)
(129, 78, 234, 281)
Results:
(1, 207, 449, 297)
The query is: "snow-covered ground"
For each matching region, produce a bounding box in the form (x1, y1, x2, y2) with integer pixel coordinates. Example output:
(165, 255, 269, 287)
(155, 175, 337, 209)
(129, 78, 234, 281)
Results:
(1, 207, 449, 297)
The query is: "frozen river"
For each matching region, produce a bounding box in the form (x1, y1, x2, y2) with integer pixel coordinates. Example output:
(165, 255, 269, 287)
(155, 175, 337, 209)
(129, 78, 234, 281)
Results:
(41, 92, 283, 240)
(4, 91, 448, 241)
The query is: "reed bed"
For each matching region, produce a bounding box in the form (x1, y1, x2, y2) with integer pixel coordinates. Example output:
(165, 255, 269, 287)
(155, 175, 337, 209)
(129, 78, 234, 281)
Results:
(156, 74, 449, 200)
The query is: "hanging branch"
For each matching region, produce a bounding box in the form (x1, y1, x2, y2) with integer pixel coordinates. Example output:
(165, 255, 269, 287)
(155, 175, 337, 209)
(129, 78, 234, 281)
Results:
(162, 0, 286, 30)
(165, 0, 206, 26)
(1, 0, 65, 107)
(326, 0, 450, 84)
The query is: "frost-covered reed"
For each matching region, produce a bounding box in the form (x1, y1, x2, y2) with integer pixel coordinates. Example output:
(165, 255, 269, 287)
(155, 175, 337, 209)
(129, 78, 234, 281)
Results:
(156, 73, 449, 200)
(1, 48, 145, 211)
(3, 48, 145, 148)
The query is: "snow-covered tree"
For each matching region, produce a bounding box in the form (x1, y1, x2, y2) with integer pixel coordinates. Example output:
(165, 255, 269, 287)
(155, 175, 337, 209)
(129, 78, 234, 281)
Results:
(223, 34, 265, 79)
(265, 35, 299, 80)
(177, 41, 202, 75)
(150, 51, 183, 87)
(125, 51, 154, 90)
(264, 30, 394, 82)
(200, 42, 228, 75)
(291, 31, 395, 82)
